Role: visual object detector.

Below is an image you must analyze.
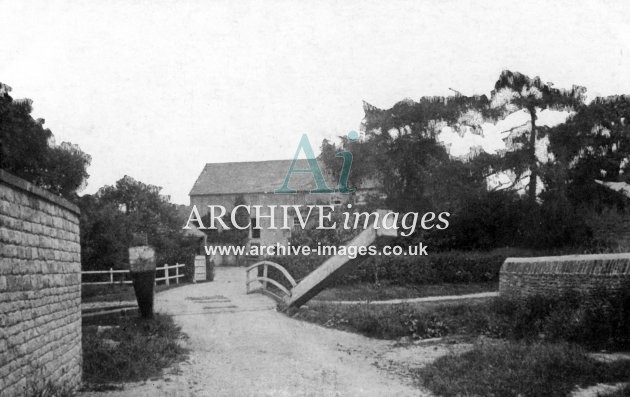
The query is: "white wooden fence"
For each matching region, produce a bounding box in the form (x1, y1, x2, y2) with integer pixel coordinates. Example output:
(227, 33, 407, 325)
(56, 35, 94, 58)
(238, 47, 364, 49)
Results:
(155, 263, 185, 285)
(82, 263, 186, 286)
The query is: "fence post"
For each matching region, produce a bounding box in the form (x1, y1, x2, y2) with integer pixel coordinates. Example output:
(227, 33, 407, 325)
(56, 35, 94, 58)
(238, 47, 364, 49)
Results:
(165, 264, 170, 286)
(175, 264, 179, 285)
(110, 268, 113, 284)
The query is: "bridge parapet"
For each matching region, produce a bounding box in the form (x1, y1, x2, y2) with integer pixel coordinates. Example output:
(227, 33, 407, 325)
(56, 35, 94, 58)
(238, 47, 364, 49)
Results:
(245, 209, 398, 308)
(246, 261, 296, 302)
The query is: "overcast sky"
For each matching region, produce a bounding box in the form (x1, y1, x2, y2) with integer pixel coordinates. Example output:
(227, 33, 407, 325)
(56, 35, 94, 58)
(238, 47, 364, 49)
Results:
(2, 0, 630, 204)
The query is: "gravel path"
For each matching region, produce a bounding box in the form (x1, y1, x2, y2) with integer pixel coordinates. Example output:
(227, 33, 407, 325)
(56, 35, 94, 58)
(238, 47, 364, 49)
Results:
(81, 267, 452, 396)
(313, 291, 498, 305)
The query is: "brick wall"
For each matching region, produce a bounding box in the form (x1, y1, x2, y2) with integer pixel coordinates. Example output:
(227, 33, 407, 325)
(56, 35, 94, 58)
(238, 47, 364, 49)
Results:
(0, 170, 82, 395)
(500, 253, 630, 296)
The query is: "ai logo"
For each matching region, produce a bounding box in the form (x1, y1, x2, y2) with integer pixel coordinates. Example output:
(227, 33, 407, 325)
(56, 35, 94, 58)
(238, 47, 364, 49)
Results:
(275, 133, 356, 194)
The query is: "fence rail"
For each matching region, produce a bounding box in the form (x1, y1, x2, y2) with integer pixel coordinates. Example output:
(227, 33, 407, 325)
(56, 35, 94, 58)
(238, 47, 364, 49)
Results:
(82, 263, 185, 286)
(246, 260, 296, 301)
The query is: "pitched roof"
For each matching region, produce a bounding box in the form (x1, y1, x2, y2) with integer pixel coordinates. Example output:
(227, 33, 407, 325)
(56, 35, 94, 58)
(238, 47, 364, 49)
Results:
(189, 159, 340, 196)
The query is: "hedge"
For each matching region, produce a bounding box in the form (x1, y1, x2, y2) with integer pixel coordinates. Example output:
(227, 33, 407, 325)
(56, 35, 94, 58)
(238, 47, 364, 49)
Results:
(264, 248, 533, 288)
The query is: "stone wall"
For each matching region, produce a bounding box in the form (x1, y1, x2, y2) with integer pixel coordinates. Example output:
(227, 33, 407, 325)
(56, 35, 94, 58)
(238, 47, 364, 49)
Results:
(0, 170, 82, 395)
(500, 253, 630, 296)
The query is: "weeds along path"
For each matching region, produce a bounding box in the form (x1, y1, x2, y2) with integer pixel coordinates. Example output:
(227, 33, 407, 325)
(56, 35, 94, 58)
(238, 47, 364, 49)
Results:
(313, 291, 499, 305)
(82, 267, 435, 397)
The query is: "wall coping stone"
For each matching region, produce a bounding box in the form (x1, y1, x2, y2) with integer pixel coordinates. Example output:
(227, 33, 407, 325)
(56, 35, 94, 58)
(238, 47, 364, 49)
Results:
(506, 253, 630, 263)
(0, 169, 79, 215)
(502, 253, 630, 276)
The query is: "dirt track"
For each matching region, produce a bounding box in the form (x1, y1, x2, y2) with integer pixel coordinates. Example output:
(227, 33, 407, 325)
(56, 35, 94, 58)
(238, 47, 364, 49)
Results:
(81, 268, 464, 396)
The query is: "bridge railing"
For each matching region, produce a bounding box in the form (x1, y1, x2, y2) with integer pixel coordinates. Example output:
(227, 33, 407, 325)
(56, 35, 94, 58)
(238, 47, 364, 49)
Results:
(245, 261, 296, 301)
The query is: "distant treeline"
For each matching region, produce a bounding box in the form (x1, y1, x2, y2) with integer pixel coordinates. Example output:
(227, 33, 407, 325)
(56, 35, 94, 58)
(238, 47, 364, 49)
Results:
(318, 70, 630, 251)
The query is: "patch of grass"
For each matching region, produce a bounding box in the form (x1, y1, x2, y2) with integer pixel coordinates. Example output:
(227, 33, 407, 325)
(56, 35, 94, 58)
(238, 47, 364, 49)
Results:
(314, 281, 497, 301)
(292, 298, 504, 340)
(481, 289, 630, 349)
(82, 313, 188, 387)
(293, 288, 630, 349)
(26, 379, 76, 397)
(415, 341, 630, 397)
(82, 283, 186, 303)
(292, 302, 451, 339)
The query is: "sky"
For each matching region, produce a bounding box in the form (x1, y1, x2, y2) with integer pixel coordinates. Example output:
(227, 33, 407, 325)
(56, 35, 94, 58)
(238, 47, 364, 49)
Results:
(2, 0, 630, 204)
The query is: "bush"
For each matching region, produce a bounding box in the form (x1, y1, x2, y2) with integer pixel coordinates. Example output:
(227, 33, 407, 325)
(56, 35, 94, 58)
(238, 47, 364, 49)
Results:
(372, 251, 507, 284)
(429, 190, 594, 251)
(292, 287, 630, 348)
(293, 303, 423, 339)
(490, 288, 630, 348)
(416, 340, 630, 397)
(83, 314, 188, 386)
(267, 248, 527, 288)
(292, 302, 454, 340)
(431, 287, 630, 348)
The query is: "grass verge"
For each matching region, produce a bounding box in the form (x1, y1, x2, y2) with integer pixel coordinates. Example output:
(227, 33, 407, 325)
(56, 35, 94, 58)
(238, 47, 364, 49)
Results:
(82, 283, 186, 303)
(292, 289, 630, 349)
(82, 313, 188, 388)
(290, 288, 630, 396)
(291, 301, 453, 339)
(415, 340, 630, 397)
(313, 281, 497, 301)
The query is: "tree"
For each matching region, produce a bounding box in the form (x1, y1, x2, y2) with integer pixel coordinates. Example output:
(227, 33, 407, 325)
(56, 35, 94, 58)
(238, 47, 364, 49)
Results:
(321, 95, 490, 218)
(548, 94, 630, 208)
(0, 82, 91, 198)
(78, 194, 130, 270)
(490, 70, 585, 201)
(361, 95, 497, 138)
(79, 175, 196, 269)
(42, 142, 91, 197)
(319, 74, 589, 249)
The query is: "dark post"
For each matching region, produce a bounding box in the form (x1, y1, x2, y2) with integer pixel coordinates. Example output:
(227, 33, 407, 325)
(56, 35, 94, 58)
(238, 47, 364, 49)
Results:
(129, 245, 156, 318)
